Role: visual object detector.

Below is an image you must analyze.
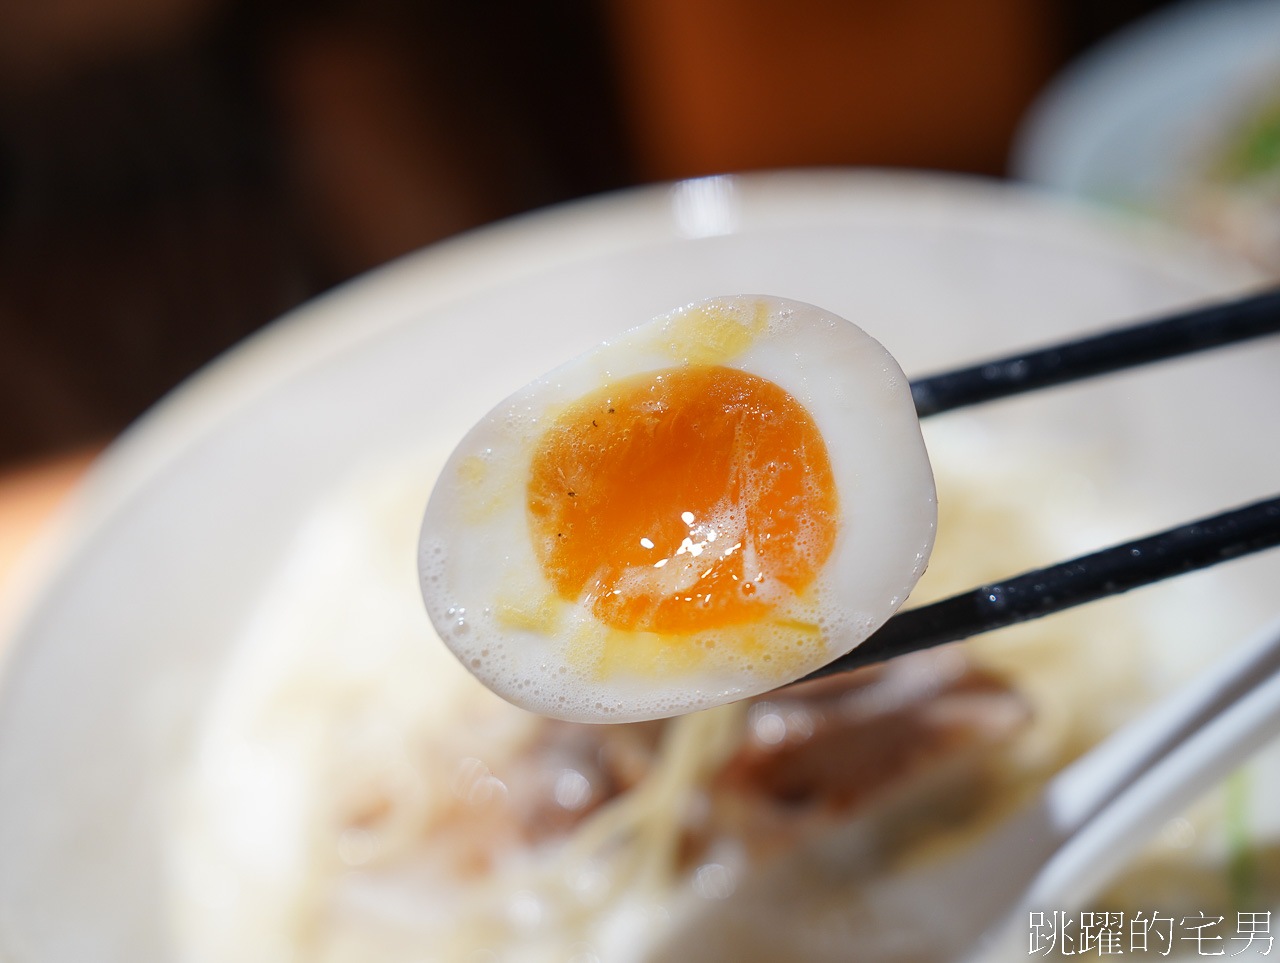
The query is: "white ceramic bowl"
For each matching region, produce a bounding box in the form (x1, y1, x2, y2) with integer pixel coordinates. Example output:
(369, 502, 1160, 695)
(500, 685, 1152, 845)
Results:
(1, 170, 1276, 961)
(1014, 0, 1280, 209)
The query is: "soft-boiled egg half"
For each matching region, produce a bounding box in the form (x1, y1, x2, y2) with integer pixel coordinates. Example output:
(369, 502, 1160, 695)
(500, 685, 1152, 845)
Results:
(419, 295, 936, 722)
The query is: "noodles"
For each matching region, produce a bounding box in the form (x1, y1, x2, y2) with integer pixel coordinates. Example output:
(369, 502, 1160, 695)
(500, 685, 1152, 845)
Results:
(167, 423, 1251, 962)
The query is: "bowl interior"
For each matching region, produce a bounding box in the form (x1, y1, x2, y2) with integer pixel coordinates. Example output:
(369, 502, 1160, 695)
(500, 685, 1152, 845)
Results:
(0, 171, 1276, 961)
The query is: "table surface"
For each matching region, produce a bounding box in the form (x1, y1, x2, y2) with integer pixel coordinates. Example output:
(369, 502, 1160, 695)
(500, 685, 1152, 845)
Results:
(0, 447, 99, 660)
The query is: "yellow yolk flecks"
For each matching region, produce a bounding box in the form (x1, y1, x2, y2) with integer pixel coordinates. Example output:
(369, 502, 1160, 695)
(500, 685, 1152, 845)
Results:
(419, 295, 938, 723)
(526, 365, 838, 636)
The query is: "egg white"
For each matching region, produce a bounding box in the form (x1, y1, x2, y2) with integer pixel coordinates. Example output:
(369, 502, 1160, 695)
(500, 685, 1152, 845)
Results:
(419, 295, 937, 722)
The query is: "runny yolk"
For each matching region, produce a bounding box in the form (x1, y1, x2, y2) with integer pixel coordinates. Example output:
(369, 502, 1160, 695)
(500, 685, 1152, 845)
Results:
(526, 365, 839, 635)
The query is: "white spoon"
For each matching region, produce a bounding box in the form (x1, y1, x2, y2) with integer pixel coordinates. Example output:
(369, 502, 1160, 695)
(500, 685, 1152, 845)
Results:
(906, 611, 1280, 963)
(971, 613, 1280, 961)
(654, 612, 1280, 963)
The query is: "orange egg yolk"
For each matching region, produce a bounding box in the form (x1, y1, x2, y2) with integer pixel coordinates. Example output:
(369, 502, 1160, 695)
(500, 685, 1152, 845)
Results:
(527, 365, 839, 635)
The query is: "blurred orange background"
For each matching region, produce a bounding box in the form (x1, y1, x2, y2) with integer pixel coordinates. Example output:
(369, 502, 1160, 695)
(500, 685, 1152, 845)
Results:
(0, 0, 1176, 595)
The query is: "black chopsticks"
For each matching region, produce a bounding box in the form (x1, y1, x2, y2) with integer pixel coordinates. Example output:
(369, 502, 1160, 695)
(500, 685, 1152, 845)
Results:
(806, 495, 1280, 681)
(811, 286, 1280, 679)
(910, 286, 1280, 417)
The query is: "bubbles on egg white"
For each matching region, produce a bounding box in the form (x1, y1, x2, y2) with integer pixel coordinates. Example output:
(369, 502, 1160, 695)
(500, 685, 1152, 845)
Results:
(418, 295, 936, 723)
